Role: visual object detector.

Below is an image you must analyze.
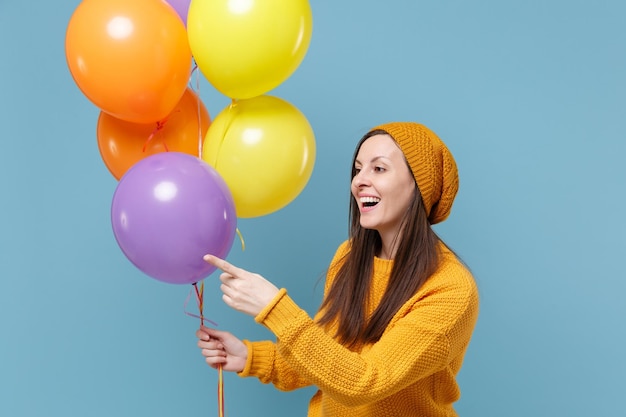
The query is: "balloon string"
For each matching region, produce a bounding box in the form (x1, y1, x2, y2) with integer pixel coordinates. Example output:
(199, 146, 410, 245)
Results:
(236, 228, 246, 251)
(191, 59, 203, 158)
(218, 365, 224, 417)
(193, 282, 204, 326)
(143, 117, 170, 152)
(210, 99, 238, 171)
(183, 285, 218, 326)
(192, 282, 225, 417)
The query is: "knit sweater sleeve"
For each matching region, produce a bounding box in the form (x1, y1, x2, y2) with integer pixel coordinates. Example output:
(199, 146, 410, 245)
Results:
(236, 241, 351, 391)
(251, 255, 479, 407)
(238, 336, 313, 391)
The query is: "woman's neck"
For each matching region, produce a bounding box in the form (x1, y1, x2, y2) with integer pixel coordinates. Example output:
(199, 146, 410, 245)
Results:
(379, 238, 399, 260)
(377, 228, 403, 259)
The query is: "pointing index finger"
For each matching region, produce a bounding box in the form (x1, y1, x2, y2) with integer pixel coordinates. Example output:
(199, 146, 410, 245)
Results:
(203, 254, 240, 276)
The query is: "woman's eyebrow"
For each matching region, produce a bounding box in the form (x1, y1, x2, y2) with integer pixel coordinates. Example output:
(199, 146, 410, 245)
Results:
(355, 155, 390, 164)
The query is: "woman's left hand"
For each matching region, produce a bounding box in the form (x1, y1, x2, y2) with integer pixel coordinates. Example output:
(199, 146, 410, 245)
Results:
(204, 254, 280, 317)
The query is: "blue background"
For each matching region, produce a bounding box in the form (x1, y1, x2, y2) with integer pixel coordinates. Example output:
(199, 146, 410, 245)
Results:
(1, 1, 625, 416)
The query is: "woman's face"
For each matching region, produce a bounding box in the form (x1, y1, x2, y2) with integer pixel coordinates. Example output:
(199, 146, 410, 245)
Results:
(351, 134, 416, 244)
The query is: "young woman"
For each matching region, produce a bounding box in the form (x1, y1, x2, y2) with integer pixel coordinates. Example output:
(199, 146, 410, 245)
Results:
(198, 122, 479, 416)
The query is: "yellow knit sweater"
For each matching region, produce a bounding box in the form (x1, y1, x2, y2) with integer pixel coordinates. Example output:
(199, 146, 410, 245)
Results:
(239, 240, 479, 416)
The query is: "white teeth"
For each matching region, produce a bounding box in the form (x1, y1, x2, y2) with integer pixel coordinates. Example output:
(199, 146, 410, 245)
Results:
(360, 196, 380, 204)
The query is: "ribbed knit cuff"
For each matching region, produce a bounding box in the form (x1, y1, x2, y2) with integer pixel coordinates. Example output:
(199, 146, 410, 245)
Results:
(255, 288, 288, 324)
(255, 289, 308, 338)
(238, 340, 275, 379)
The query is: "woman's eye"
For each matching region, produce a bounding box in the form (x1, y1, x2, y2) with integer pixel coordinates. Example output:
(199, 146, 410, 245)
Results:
(374, 166, 385, 172)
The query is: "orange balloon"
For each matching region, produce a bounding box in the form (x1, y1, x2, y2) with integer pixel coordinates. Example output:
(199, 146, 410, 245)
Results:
(65, 0, 192, 123)
(97, 88, 211, 180)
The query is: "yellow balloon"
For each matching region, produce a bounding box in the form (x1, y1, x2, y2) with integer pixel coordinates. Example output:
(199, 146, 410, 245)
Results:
(202, 95, 316, 218)
(187, 0, 313, 99)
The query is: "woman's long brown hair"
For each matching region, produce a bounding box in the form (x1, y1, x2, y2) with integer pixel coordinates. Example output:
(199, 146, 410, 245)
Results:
(317, 130, 443, 348)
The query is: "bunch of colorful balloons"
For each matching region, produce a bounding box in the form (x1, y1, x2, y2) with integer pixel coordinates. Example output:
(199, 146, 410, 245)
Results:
(64, 0, 314, 285)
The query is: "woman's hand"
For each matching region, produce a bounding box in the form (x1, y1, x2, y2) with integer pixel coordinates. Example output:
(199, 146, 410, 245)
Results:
(204, 254, 280, 317)
(196, 326, 247, 372)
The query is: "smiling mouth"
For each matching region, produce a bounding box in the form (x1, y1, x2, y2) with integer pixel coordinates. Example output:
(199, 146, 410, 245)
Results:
(360, 196, 380, 207)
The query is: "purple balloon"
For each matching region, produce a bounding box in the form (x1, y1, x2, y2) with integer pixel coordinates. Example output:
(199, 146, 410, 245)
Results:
(165, 0, 191, 26)
(111, 152, 236, 285)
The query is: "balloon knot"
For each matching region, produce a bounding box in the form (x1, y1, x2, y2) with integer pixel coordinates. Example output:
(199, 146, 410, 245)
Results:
(143, 117, 170, 152)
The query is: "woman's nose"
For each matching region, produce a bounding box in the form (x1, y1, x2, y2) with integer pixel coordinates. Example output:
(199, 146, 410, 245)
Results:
(352, 170, 370, 187)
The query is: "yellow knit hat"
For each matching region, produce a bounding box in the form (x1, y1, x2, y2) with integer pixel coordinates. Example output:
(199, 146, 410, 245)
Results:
(371, 122, 459, 224)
